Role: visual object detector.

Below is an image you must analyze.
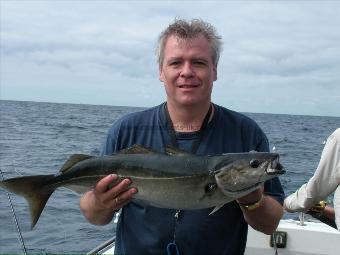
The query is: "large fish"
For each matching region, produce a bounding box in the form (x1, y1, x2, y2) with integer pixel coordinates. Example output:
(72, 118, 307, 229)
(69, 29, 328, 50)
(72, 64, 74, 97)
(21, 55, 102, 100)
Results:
(0, 145, 285, 229)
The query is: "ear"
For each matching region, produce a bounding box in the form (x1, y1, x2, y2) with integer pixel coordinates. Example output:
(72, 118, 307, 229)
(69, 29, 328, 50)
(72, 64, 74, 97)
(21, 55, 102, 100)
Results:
(213, 65, 217, 81)
(159, 65, 165, 82)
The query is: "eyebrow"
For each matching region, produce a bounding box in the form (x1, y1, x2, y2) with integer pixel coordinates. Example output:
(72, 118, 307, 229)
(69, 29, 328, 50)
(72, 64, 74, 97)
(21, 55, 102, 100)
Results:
(166, 57, 209, 64)
(192, 58, 209, 63)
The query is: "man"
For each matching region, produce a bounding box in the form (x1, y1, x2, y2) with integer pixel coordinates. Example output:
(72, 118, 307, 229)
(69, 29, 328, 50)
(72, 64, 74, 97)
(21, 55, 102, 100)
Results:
(80, 19, 284, 254)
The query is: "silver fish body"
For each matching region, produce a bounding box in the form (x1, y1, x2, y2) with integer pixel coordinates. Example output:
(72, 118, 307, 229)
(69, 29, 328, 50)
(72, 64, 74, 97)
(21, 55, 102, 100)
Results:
(0, 145, 285, 228)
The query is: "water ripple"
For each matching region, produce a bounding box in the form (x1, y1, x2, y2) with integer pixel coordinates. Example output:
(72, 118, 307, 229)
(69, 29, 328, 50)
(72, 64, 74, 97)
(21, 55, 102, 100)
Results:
(1, 101, 339, 253)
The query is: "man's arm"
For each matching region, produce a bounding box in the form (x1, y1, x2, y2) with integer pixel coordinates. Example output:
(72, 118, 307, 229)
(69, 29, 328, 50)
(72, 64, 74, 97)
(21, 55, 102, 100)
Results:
(80, 174, 137, 225)
(239, 129, 284, 234)
(237, 187, 283, 235)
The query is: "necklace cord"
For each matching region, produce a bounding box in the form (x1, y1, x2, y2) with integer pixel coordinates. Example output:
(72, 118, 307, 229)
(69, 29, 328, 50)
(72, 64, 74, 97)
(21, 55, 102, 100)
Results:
(163, 103, 213, 255)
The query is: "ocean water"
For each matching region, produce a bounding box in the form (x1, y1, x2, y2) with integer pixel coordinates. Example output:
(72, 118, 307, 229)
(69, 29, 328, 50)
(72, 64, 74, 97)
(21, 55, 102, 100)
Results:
(0, 100, 339, 253)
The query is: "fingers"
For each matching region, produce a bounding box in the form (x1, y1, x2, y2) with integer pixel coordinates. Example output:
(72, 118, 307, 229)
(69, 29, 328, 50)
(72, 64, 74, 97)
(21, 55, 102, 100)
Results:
(112, 187, 138, 209)
(93, 174, 137, 211)
(95, 174, 118, 193)
(108, 178, 137, 208)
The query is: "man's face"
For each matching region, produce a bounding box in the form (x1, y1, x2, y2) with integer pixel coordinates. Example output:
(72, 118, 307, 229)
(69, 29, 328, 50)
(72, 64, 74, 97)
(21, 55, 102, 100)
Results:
(159, 34, 217, 107)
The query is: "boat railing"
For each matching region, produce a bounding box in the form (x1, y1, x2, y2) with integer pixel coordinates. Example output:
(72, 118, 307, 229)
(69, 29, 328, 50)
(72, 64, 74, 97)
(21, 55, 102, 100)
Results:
(87, 235, 116, 255)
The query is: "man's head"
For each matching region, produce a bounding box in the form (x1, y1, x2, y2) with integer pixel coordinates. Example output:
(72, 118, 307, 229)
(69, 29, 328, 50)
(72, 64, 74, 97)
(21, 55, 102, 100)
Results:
(158, 19, 223, 108)
(157, 19, 223, 68)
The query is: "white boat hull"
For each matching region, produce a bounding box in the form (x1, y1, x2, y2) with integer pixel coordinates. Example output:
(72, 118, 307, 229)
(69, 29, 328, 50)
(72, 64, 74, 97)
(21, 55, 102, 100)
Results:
(245, 219, 340, 255)
(98, 219, 340, 255)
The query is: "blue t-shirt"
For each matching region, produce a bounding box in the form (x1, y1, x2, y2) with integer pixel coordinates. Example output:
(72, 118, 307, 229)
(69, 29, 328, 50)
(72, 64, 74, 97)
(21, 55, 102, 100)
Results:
(101, 103, 285, 255)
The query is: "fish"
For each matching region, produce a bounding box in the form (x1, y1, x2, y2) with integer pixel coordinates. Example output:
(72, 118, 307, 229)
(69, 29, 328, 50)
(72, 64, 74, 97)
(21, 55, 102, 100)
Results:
(0, 145, 285, 229)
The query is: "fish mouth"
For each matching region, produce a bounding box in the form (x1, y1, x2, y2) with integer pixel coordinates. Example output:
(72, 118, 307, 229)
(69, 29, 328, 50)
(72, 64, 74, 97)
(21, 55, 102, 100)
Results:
(266, 157, 285, 175)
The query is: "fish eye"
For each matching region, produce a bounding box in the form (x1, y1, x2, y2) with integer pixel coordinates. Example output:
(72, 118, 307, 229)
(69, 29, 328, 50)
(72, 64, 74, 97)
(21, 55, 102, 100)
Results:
(205, 183, 217, 193)
(249, 159, 260, 168)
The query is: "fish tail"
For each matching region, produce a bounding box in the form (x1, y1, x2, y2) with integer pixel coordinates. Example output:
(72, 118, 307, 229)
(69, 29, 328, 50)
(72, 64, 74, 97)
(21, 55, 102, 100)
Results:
(0, 174, 55, 229)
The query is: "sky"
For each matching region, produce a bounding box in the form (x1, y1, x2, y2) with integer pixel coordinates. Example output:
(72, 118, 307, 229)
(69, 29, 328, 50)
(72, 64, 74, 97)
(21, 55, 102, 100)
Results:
(1, 1, 340, 117)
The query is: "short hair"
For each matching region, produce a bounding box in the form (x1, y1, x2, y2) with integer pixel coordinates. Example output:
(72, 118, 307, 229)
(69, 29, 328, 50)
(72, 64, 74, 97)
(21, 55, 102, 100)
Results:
(156, 18, 223, 67)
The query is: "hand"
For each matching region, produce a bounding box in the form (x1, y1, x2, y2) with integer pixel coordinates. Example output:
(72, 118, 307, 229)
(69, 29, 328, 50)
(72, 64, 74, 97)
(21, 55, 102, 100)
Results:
(92, 174, 137, 212)
(236, 186, 283, 234)
(283, 203, 294, 213)
(236, 186, 263, 205)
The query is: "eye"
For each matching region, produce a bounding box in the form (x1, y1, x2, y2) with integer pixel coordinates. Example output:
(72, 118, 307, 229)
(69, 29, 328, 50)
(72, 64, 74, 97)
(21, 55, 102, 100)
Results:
(194, 61, 205, 65)
(170, 61, 180, 66)
(205, 183, 217, 193)
(168, 60, 182, 67)
(193, 60, 207, 67)
(249, 159, 260, 168)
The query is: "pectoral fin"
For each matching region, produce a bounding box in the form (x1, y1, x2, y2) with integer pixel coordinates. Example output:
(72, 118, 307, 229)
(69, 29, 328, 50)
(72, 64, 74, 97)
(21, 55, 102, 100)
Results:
(209, 204, 225, 215)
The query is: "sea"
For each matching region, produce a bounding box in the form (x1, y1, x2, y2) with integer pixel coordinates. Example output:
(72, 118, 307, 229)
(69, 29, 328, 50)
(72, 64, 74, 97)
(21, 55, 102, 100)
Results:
(0, 100, 339, 254)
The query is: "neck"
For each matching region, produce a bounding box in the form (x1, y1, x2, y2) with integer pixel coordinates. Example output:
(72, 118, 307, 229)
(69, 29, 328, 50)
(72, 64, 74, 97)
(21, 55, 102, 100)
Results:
(166, 101, 213, 132)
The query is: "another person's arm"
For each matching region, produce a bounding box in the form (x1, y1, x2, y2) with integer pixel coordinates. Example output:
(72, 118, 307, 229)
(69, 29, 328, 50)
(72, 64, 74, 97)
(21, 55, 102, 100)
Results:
(284, 132, 340, 212)
(305, 202, 337, 229)
(322, 205, 336, 222)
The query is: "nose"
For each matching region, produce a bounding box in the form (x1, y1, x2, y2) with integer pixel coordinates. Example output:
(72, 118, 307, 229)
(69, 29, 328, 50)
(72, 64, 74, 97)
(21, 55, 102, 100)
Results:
(180, 62, 194, 78)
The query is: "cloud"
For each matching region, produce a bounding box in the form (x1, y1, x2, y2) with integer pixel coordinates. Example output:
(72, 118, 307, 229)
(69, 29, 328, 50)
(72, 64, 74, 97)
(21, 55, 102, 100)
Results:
(1, 1, 340, 116)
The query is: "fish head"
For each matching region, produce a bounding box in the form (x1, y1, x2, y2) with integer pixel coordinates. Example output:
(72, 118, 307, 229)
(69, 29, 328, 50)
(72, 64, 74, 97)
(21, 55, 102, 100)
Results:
(213, 152, 285, 197)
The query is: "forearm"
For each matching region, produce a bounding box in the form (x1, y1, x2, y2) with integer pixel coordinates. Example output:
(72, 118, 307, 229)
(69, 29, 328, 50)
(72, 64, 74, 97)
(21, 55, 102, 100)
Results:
(80, 190, 116, 225)
(240, 195, 283, 235)
(285, 133, 340, 212)
(322, 205, 336, 221)
(284, 181, 321, 212)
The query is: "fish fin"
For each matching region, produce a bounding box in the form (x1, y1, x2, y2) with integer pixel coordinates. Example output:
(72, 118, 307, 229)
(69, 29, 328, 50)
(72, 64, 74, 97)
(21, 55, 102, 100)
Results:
(0, 174, 56, 229)
(209, 204, 225, 215)
(60, 154, 93, 173)
(165, 145, 191, 156)
(119, 144, 157, 154)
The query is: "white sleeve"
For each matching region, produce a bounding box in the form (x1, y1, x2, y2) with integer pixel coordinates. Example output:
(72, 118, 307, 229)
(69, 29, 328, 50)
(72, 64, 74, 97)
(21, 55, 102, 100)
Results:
(284, 129, 340, 212)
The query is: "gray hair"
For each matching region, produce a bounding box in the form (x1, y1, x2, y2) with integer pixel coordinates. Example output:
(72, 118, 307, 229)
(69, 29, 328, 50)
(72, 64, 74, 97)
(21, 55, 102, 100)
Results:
(156, 18, 223, 66)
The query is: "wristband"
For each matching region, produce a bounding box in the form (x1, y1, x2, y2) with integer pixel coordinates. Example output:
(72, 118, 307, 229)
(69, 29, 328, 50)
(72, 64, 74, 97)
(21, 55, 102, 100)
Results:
(237, 194, 263, 211)
(307, 200, 327, 216)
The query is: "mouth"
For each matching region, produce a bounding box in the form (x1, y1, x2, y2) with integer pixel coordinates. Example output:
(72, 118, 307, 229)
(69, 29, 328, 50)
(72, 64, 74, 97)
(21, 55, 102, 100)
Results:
(178, 84, 199, 89)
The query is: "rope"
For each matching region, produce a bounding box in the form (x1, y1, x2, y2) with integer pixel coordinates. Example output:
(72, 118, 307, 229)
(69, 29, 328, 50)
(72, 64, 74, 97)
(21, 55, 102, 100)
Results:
(166, 210, 181, 255)
(166, 241, 180, 255)
(0, 168, 28, 254)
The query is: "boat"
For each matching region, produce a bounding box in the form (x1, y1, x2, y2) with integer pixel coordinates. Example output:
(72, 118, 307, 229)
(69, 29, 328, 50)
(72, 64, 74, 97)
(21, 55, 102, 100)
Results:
(245, 217, 340, 255)
(89, 213, 340, 255)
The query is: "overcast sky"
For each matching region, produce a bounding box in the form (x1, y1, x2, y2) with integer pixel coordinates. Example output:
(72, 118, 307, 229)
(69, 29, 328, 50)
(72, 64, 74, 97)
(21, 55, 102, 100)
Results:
(1, 1, 339, 117)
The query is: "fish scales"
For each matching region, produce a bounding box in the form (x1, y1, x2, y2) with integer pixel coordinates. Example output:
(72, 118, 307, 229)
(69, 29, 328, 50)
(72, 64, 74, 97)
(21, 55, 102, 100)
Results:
(0, 145, 285, 229)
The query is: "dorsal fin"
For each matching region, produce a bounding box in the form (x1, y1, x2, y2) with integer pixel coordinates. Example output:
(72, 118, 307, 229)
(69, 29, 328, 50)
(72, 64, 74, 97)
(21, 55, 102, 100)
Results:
(60, 154, 93, 173)
(119, 144, 156, 154)
(165, 145, 191, 156)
